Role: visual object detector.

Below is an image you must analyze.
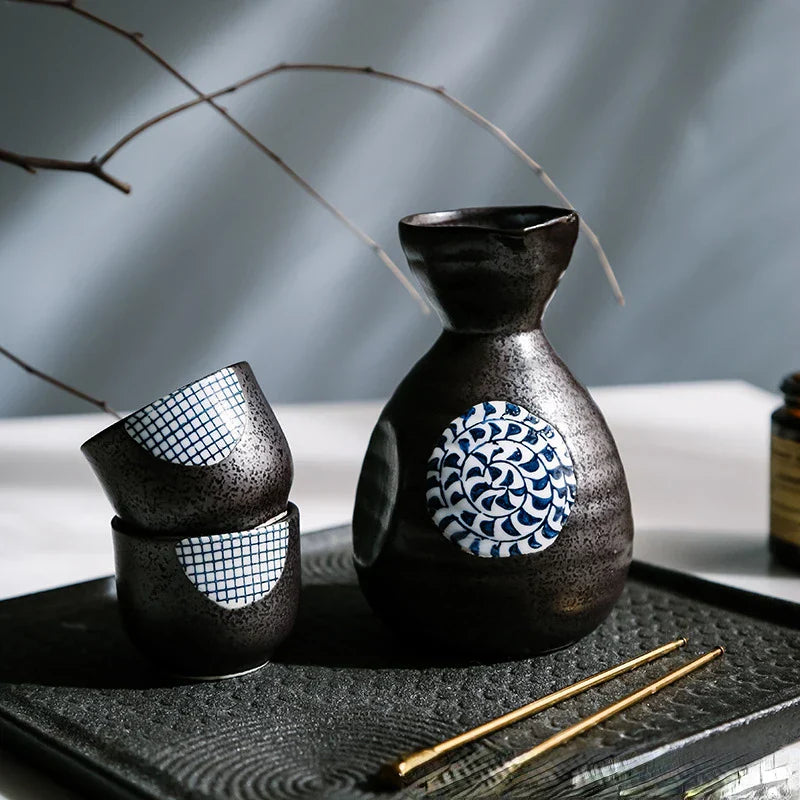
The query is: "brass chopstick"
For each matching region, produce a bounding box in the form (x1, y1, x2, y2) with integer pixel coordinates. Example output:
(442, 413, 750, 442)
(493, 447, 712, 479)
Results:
(382, 637, 688, 785)
(490, 646, 725, 782)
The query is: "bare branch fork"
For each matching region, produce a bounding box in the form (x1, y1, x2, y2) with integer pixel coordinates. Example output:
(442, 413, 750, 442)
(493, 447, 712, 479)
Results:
(0, 147, 130, 192)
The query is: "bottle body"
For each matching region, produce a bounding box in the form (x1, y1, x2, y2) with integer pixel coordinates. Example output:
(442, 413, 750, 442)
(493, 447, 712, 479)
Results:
(352, 206, 634, 658)
(770, 373, 800, 570)
(353, 328, 633, 657)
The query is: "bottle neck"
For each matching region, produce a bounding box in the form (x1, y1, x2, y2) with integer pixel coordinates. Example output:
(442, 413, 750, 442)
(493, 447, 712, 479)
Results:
(416, 262, 561, 334)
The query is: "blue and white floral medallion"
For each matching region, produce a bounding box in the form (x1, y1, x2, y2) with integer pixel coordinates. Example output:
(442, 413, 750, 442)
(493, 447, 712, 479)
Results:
(426, 400, 577, 557)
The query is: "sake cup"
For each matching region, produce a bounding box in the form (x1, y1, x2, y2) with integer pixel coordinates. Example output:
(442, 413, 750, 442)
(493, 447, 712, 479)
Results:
(111, 503, 300, 679)
(82, 362, 292, 534)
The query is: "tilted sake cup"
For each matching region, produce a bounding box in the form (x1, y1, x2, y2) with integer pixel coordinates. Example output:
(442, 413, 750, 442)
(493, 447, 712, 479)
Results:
(112, 503, 300, 679)
(82, 362, 292, 534)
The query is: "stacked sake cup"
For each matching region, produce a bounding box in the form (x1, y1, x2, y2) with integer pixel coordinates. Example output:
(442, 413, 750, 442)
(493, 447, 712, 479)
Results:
(81, 362, 299, 679)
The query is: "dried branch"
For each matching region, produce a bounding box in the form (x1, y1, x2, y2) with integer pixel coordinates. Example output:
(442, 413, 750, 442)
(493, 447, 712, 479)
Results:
(4, 0, 429, 313)
(1, 1, 626, 413)
(101, 63, 625, 304)
(0, 51, 624, 304)
(0, 345, 121, 418)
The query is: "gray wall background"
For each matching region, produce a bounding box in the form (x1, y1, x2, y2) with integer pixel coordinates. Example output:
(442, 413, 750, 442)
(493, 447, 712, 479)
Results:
(1, 0, 798, 417)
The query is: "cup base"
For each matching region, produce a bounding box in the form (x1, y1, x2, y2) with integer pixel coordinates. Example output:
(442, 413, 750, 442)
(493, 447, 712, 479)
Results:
(174, 659, 271, 682)
(111, 503, 301, 681)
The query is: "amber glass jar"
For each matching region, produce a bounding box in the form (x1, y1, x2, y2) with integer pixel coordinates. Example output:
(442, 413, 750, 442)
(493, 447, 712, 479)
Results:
(770, 372, 800, 569)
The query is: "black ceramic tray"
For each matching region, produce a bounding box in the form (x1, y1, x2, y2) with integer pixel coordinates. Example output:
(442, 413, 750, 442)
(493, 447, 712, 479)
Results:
(2, 526, 800, 800)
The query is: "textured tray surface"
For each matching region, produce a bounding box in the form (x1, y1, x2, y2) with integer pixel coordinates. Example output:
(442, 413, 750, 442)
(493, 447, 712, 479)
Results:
(2, 526, 800, 799)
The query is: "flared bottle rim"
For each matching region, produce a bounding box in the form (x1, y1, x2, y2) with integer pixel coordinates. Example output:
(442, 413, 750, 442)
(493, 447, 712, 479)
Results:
(399, 205, 577, 236)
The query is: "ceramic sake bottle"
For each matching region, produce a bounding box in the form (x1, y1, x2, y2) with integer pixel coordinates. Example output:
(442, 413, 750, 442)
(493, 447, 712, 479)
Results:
(352, 206, 633, 658)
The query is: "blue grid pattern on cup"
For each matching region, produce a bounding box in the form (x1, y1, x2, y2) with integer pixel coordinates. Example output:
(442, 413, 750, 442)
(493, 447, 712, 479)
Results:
(124, 367, 247, 466)
(175, 518, 290, 609)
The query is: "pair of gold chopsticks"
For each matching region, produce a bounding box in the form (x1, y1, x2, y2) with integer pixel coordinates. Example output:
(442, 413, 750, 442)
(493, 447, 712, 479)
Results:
(381, 638, 724, 787)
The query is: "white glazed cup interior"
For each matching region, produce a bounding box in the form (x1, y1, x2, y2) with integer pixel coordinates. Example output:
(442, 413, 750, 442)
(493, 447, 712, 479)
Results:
(174, 508, 292, 609)
(122, 363, 251, 467)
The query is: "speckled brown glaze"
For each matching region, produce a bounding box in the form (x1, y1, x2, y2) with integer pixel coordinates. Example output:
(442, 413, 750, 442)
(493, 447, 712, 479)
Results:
(353, 206, 633, 658)
(111, 504, 300, 678)
(82, 362, 293, 535)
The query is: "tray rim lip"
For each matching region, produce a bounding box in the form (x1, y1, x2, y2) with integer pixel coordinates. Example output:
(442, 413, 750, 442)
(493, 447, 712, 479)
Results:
(2, 524, 800, 800)
(0, 708, 154, 800)
(627, 559, 800, 631)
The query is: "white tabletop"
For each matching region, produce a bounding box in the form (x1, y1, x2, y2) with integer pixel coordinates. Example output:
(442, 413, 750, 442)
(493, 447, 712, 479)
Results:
(0, 381, 797, 799)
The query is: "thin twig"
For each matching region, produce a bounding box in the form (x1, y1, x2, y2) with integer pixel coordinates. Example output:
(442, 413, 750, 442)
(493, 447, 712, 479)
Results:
(5, 0, 429, 312)
(0, 345, 121, 418)
(247, 65, 624, 305)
